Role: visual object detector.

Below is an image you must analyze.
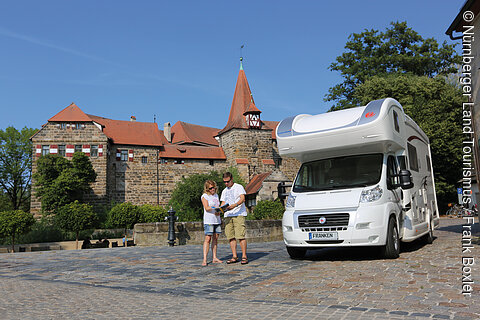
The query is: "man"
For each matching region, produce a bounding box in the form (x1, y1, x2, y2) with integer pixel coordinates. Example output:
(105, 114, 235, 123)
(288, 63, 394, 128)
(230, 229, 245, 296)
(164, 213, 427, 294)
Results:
(220, 172, 248, 264)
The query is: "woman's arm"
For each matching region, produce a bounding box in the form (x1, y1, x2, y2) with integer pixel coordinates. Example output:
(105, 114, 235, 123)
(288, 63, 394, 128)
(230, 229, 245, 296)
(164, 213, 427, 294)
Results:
(201, 196, 214, 212)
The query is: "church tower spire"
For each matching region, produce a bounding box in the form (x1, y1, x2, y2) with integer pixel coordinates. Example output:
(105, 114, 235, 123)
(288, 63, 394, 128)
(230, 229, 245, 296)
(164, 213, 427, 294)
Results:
(218, 58, 262, 135)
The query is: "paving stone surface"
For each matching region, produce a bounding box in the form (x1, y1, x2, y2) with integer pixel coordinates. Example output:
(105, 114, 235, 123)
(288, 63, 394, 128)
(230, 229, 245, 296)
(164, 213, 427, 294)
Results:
(0, 217, 478, 319)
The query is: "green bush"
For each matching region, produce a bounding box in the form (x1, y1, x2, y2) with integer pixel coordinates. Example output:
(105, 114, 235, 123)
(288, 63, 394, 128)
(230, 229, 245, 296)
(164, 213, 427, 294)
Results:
(108, 202, 143, 230)
(14, 217, 64, 244)
(140, 204, 168, 223)
(0, 209, 36, 251)
(249, 200, 285, 220)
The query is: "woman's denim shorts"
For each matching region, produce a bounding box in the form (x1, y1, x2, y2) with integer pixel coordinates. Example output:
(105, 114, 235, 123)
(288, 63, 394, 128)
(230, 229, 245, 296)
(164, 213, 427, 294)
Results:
(204, 224, 222, 235)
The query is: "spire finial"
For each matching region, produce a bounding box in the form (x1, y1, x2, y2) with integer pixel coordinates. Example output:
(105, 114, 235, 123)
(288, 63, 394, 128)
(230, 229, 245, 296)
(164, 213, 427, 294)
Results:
(240, 44, 244, 70)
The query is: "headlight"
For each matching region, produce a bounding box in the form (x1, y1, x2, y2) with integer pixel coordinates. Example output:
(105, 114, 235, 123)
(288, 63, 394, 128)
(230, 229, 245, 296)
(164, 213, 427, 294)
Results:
(285, 194, 296, 208)
(360, 185, 383, 203)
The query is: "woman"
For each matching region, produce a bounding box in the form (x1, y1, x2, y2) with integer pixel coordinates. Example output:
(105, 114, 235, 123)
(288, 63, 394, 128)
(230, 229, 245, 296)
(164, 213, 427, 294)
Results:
(200, 180, 223, 266)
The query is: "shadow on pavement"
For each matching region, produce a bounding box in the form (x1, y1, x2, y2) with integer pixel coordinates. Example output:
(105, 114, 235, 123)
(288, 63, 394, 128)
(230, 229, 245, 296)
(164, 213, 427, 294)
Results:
(220, 251, 269, 263)
(300, 236, 435, 261)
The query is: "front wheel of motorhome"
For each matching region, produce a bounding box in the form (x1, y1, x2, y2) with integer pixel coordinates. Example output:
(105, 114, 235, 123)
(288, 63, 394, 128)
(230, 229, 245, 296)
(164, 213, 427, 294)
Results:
(286, 246, 307, 259)
(380, 217, 400, 259)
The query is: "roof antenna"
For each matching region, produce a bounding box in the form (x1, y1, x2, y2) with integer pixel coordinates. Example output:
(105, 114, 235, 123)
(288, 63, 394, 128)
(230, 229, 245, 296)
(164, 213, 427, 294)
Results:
(240, 44, 245, 70)
(153, 114, 156, 123)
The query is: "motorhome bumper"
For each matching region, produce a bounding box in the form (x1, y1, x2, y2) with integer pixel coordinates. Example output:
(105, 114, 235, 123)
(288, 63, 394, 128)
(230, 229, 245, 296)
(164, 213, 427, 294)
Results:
(283, 225, 386, 247)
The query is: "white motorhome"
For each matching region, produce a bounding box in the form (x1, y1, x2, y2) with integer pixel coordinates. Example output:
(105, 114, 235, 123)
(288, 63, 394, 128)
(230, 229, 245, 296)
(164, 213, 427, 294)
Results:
(276, 98, 439, 259)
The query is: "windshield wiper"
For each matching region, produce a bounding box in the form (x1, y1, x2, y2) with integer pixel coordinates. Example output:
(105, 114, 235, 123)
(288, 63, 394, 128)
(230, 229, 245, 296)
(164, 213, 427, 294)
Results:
(293, 185, 317, 191)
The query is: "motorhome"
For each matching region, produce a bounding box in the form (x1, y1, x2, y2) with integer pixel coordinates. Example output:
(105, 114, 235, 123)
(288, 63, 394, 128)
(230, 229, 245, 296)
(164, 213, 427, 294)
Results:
(276, 98, 439, 259)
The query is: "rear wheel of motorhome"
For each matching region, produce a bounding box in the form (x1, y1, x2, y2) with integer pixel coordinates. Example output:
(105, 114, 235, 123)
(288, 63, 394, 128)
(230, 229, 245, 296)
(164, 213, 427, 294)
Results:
(380, 217, 400, 259)
(425, 215, 434, 244)
(286, 246, 306, 259)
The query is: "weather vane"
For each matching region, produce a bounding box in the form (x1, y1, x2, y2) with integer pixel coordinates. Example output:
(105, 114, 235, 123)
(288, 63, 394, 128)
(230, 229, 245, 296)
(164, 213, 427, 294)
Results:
(240, 44, 245, 62)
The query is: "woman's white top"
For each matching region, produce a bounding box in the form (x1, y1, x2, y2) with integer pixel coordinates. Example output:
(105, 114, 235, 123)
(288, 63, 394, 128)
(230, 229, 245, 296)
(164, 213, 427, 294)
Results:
(201, 193, 221, 224)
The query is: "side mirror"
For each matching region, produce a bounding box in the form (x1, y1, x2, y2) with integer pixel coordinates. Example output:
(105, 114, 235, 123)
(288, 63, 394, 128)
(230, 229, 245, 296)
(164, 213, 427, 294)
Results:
(277, 181, 292, 200)
(399, 169, 414, 190)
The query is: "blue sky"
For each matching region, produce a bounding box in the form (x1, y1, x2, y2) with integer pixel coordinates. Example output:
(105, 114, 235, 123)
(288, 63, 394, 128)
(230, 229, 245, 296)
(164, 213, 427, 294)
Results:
(0, 1, 464, 131)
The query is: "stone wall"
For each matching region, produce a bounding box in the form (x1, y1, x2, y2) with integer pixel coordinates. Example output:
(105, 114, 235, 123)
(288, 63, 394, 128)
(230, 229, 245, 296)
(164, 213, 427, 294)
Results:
(134, 219, 283, 246)
(30, 122, 109, 214)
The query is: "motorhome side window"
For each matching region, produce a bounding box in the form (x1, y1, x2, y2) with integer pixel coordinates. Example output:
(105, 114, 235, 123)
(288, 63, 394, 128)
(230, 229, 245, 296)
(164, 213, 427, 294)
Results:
(426, 155, 431, 172)
(393, 110, 400, 133)
(407, 143, 419, 172)
(387, 156, 399, 189)
(293, 153, 383, 192)
(397, 156, 407, 170)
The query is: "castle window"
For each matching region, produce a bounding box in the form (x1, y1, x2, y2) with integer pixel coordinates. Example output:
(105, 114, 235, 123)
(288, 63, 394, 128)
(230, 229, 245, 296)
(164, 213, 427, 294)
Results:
(120, 150, 128, 161)
(75, 123, 83, 130)
(209, 160, 214, 166)
(58, 145, 66, 157)
(75, 145, 82, 153)
(160, 158, 168, 164)
(174, 159, 185, 164)
(274, 157, 282, 168)
(42, 145, 50, 156)
(60, 123, 66, 129)
(141, 156, 148, 164)
(246, 194, 257, 208)
(91, 145, 98, 157)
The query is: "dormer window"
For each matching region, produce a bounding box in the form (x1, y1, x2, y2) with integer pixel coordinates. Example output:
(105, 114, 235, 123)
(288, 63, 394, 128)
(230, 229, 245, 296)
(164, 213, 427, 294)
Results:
(243, 101, 261, 129)
(246, 113, 260, 128)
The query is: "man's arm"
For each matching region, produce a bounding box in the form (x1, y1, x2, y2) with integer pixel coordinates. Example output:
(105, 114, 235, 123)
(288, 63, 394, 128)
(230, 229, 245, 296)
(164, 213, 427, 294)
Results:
(227, 194, 245, 210)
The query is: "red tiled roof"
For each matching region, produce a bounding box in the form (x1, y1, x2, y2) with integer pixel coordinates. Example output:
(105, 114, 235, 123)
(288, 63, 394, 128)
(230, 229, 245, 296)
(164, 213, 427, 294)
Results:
(245, 172, 272, 195)
(262, 159, 275, 165)
(88, 114, 167, 146)
(262, 120, 279, 139)
(243, 102, 261, 115)
(171, 122, 219, 146)
(48, 103, 92, 122)
(218, 68, 270, 135)
(159, 145, 226, 159)
(236, 159, 249, 164)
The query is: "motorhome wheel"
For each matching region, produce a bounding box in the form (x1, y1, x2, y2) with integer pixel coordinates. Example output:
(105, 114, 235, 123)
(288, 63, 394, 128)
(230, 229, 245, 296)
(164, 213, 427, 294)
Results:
(381, 217, 400, 259)
(425, 216, 434, 244)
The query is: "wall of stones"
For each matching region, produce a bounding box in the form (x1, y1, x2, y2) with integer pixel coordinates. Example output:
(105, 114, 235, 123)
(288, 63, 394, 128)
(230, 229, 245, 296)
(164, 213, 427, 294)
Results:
(218, 128, 274, 180)
(30, 122, 109, 214)
(219, 128, 300, 184)
(134, 219, 283, 246)
(156, 158, 228, 206)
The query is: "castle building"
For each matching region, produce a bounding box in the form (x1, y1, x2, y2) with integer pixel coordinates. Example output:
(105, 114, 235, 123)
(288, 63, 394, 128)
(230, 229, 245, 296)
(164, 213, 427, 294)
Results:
(30, 62, 299, 214)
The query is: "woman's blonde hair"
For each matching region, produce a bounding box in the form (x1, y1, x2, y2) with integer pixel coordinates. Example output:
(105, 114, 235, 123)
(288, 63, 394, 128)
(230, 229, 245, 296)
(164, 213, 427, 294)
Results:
(203, 180, 217, 194)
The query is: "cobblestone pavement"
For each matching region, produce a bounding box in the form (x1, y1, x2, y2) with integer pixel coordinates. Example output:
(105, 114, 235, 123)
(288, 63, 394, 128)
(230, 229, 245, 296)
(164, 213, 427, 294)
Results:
(0, 218, 478, 319)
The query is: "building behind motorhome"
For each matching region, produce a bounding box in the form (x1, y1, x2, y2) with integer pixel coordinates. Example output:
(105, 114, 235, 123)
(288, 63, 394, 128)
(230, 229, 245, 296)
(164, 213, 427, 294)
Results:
(30, 63, 300, 214)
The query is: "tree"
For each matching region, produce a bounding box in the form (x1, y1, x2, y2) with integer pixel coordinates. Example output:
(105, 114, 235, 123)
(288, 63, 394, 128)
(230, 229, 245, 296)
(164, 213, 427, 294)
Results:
(0, 210, 36, 252)
(55, 200, 98, 249)
(108, 202, 143, 236)
(0, 126, 38, 211)
(169, 168, 245, 221)
(352, 73, 463, 210)
(34, 153, 97, 213)
(326, 21, 460, 110)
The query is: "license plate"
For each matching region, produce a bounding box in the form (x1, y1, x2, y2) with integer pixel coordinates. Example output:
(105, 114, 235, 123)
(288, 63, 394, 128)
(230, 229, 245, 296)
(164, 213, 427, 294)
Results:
(309, 232, 338, 240)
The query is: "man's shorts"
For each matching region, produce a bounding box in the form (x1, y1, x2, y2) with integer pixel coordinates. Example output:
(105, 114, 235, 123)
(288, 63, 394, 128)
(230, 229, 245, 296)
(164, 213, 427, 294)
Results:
(224, 215, 246, 240)
(204, 224, 222, 235)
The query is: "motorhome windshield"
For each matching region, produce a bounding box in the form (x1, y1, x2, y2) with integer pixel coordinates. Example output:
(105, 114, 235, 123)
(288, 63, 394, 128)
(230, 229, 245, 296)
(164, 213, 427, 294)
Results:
(293, 153, 383, 192)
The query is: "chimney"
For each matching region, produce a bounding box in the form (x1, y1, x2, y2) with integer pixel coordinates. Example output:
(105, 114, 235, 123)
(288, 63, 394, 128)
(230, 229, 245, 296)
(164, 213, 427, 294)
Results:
(164, 122, 171, 142)
(130, 116, 136, 122)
